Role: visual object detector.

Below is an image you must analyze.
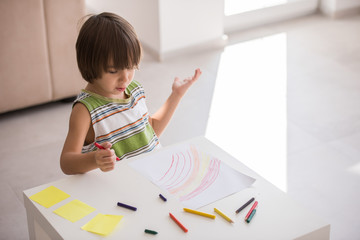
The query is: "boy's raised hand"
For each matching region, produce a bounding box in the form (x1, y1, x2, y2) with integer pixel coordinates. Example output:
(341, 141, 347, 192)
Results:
(94, 142, 116, 172)
(172, 68, 202, 98)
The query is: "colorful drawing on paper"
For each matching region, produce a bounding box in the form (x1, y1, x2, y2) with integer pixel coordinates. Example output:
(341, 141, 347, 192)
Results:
(157, 145, 220, 203)
(128, 144, 256, 209)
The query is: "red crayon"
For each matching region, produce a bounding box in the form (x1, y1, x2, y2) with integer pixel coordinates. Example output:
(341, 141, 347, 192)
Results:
(169, 213, 188, 233)
(245, 201, 258, 221)
(94, 142, 120, 161)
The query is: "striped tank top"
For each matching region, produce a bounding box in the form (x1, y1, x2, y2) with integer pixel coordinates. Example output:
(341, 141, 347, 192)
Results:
(74, 80, 160, 160)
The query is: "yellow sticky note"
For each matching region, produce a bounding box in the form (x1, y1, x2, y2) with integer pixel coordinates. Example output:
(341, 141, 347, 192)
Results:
(29, 186, 70, 208)
(81, 213, 123, 236)
(53, 199, 96, 222)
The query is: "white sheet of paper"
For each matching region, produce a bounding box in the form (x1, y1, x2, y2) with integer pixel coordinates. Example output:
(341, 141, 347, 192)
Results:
(128, 144, 256, 209)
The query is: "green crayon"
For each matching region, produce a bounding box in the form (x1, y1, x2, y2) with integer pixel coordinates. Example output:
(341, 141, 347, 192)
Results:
(145, 229, 158, 235)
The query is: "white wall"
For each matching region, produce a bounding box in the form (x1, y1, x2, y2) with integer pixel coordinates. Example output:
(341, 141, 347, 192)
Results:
(86, 0, 360, 60)
(85, 0, 224, 61)
(159, 0, 223, 53)
(86, 0, 161, 54)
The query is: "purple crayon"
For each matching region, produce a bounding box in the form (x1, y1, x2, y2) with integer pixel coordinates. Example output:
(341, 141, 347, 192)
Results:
(159, 194, 167, 202)
(117, 202, 137, 211)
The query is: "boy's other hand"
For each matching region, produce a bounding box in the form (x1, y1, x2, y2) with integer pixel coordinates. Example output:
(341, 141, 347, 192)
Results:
(172, 68, 202, 98)
(95, 142, 116, 172)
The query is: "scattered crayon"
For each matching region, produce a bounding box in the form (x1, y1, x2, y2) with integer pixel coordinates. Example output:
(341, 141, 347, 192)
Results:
(145, 229, 158, 235)
(159, 194, 167, 202)
(169, 212, 188, 233)
(214, 208, 233, 223)
(183, 208, 216, 219)
(117, 202, 137, 211)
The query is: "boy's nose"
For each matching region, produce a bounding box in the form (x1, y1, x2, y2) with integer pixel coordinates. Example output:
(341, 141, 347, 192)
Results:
(120, 70, 132, 81)
(118, 74, 129, 82)
(117, 71, 127, 79)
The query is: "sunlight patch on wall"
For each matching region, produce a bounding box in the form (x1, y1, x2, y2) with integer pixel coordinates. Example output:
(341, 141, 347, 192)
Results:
(225, 0, 288, 16)
(205, 33, 288, 191)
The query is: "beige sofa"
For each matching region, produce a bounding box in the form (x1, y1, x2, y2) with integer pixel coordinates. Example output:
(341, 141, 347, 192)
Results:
(0, 0, 86, 114)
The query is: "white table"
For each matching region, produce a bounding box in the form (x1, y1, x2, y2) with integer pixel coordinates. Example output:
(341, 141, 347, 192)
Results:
(23, 137, 330, 239)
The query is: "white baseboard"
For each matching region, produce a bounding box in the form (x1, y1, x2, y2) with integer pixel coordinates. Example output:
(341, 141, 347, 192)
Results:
(320, 5, 360, 18)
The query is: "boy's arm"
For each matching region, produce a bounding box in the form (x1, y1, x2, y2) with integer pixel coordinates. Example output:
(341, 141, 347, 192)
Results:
(149, 68, 201, 137)
(60, 103, 116, 174)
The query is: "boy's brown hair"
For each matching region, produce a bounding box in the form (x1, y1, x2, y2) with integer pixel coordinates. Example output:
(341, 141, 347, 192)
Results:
(76, 12, 142, 83)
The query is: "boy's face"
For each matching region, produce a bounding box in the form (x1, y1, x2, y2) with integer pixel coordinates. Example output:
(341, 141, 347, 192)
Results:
(91, 67, 135, 99)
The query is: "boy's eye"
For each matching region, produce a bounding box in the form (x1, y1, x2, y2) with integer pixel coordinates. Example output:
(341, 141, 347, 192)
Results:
(108, 69, 118, 74)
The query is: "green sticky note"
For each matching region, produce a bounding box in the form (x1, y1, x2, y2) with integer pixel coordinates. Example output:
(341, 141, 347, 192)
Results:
(29, 186, 70, 208)
(53, 199, 96, 222)
(81, 213, 123, 236)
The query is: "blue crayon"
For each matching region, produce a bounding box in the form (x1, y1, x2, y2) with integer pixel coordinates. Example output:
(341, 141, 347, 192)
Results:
(246, 209, 256, 223)
(117, 202, 137, 211)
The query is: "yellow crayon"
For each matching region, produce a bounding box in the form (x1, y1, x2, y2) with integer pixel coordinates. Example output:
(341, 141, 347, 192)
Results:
(183, 208, 216, 219)
(214, 208, 234, 223)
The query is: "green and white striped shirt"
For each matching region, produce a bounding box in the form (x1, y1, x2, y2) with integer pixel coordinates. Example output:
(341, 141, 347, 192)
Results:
(74, 80, 160, 160)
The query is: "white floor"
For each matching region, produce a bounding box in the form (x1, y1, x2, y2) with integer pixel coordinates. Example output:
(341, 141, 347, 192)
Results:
(1, 13, 360, 239)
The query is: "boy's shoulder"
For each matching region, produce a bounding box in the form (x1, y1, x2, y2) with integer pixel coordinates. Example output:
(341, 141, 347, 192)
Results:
(73, 90, 110, 112)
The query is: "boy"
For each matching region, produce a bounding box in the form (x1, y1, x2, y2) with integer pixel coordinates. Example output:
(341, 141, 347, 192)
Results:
(60, 12, 201, 174)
